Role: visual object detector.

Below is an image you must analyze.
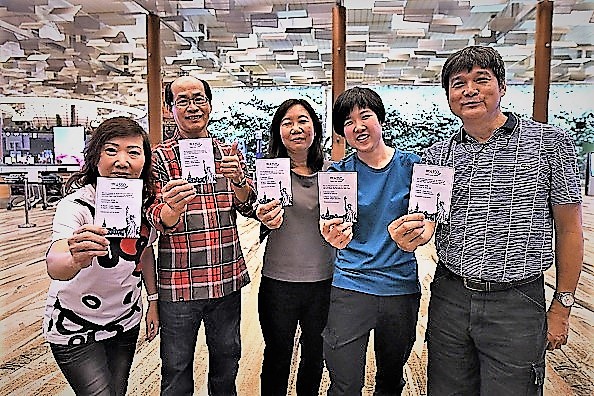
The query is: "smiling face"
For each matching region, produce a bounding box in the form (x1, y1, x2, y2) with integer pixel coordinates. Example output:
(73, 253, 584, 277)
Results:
(97, 135, 146, 179)
(447, 65, 506, 123)
(170, 76, 211, 138)
(342, 105, 384, 154)
(279, 104, 315, 156)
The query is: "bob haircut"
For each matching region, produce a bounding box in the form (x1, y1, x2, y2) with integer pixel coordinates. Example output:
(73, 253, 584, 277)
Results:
(66, 116, 155, 206)
(332, 87, 385, 136)
(164, 76, 213, 107)
(441, 46, 506, 98)
(268, 98, 325, 173)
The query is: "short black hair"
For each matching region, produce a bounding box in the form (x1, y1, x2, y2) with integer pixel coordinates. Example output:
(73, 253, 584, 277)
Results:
(164, 76, 213, 107)
(441, 46, 506, 97)
(332, 87, 385, 136)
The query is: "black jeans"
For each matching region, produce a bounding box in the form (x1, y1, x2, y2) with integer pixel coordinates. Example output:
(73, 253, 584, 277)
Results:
(159, 291, 242, 396)
(50, 324, 139, 396)
(322, 287, 420, 396)
(258, 276, 332, 396)
(427, 264, 547, 395)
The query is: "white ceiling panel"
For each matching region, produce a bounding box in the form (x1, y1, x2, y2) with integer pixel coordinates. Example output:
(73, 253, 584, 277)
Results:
(0, 0, 590, 106)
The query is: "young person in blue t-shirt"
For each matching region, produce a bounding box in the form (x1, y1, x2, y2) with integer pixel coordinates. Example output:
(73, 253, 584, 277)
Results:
(320, 87, 421, 395)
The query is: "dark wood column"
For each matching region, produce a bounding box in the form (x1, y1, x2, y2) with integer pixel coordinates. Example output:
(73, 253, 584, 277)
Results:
(331, 3, 346, 161)
(533, 1, 553, 123)
(147, 13, 163, 146)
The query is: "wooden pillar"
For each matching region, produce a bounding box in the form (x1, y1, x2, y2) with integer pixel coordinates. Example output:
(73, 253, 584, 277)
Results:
(70, 104, 76, 125)
(331, 3, 346, 161)
(0, 116, 4, 161)
(533, 1, 553, 123)
(147, 13, 163, 146)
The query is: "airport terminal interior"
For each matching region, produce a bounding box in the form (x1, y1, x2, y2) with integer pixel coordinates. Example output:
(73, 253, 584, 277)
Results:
(0, 1, 593, 395)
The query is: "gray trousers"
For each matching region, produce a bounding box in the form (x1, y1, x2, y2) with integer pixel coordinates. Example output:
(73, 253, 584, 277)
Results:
(322, 287, 420, 396)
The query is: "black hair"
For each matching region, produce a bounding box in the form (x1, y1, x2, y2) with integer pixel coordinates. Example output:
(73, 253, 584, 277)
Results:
(268, 99, 325, 172)
(332, 87, 385, 136)
(441, 46, 506, 98)
(66, 117, 155, 207)
(164, 76, 213, 107)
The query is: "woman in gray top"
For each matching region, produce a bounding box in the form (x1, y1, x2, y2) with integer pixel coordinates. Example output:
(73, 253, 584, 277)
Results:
(256, 99, 335, 395)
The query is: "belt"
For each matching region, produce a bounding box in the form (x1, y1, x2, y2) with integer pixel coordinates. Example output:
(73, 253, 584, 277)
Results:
(441, 265, 542, 292)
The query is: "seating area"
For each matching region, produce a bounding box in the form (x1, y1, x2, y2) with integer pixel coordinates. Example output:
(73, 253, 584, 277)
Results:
(0, 173, 64, 210)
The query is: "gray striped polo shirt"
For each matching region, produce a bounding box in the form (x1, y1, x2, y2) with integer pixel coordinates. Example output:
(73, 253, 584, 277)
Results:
(423, 112, 582, 282)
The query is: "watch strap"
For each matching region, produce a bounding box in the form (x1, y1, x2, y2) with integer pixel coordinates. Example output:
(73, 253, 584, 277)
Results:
(231, 176, 247, 188)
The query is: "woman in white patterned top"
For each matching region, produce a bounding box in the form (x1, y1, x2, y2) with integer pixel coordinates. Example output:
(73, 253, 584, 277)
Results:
(43, 117, 159, 396)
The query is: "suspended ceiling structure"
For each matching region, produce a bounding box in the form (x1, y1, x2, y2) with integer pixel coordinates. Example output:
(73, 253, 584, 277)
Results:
(0, 0, 593, 107)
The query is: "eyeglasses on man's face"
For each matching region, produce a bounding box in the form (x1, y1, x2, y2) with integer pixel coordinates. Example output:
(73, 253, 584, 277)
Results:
(173, 96, 209, 108)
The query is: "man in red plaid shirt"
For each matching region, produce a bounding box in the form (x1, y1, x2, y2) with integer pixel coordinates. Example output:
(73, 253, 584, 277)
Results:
(147, 76, 256, 396)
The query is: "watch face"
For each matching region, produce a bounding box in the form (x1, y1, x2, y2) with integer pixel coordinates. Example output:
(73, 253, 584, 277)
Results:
(557, 292, 575, 307)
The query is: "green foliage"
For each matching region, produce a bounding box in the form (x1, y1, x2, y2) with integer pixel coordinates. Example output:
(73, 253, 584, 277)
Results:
(553, 111, 594, 147)
(551, 111, 594, 174)
(383, 103, 460, 156)
(205, 86, 593, 177)
(209, 97, 275, 171)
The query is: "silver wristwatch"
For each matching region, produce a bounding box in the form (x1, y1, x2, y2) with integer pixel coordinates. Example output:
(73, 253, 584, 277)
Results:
(554, 291, 575, 308)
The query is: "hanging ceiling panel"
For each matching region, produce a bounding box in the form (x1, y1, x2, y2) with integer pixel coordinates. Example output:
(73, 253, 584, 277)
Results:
(0, 0, 591, 107)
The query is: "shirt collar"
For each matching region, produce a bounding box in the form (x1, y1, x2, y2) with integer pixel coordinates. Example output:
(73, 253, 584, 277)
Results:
(457, 112, 517, 143)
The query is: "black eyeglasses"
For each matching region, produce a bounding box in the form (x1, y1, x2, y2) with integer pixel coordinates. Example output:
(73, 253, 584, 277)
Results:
(174, 96, 209, 108)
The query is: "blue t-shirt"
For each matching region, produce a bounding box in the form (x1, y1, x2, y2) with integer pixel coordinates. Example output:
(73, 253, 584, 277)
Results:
(329, 149, 420, 296)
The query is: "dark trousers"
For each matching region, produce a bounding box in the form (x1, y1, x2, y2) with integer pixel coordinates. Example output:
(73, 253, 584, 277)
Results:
(258, 276, 332, 396)
(50, 324, 139, 396)
(159, 291, 242, 396)
(322, 287, 420, 396)
(427, 264, 547, 396)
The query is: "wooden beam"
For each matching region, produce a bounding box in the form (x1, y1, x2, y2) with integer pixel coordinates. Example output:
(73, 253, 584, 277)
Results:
(533, 1, 553, 123)
(331, 4, 346, 161)
(146, 13, 163, 146)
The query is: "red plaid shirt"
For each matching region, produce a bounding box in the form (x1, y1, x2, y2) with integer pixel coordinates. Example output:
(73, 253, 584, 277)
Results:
(147, 133, 254, 301)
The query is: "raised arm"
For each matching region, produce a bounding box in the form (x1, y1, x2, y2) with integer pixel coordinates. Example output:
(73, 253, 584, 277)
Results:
(387, 213, 435, 252)
(220, 141, 256, 209)
(146, 150, 196, 233)
(319, 218, 353, 250)
(256, 199, 284, 229)
(46, 224, 109, 281)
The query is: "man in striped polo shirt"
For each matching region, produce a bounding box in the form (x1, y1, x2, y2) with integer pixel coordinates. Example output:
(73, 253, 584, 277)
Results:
(389, 46, 583, 395)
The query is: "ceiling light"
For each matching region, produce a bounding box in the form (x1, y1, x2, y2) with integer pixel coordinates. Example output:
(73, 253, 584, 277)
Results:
(26, 54, 50, 61)
(344, 0, 375, 9)
(260, 32, 288, 40)
(180, 32, 206, 40)
(277, 10, 307, 19)
(396, 29, 426, 37)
